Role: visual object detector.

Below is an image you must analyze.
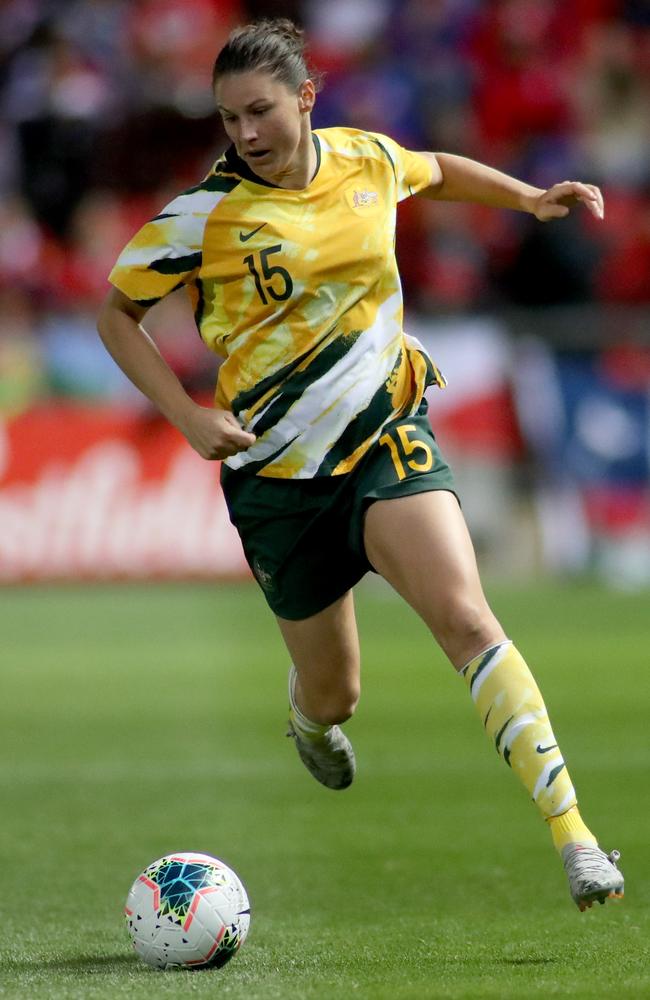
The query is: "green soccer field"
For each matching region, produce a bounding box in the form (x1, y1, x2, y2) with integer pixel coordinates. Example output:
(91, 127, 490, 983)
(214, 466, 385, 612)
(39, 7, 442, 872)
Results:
(0, 580, 648, 999)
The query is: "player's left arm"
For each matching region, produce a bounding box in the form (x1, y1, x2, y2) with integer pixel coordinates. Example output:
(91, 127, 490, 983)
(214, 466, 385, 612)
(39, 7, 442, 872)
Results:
(414, 151, 604, 222)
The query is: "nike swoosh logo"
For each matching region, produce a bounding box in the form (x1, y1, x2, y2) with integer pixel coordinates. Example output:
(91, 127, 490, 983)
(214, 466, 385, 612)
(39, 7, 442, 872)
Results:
(239, 223, 267, 242)
(536, 743, 558, 754)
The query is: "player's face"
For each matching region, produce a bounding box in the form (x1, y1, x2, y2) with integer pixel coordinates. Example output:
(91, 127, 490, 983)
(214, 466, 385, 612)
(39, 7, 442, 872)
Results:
(215, 71, 315, 184)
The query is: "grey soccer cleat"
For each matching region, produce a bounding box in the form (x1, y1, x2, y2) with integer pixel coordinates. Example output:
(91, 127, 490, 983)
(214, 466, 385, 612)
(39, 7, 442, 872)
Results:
(286, 720, 356, 790)
(561, 843, 624, 911)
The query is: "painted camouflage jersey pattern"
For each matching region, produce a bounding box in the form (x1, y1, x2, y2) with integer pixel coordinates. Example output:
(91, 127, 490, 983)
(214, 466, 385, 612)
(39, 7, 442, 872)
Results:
(108, 127, 446, 479)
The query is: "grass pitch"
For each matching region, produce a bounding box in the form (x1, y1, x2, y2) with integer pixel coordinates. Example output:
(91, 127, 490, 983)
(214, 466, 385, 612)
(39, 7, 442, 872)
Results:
(0, 580, 648, 999)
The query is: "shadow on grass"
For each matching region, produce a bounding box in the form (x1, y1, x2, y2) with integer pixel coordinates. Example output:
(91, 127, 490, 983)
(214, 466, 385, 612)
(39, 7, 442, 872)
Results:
(4, 953, 141, 974)
(500, 957, 558, 966)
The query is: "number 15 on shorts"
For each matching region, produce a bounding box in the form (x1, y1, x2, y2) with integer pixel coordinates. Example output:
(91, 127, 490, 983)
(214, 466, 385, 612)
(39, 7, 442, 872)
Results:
(379, 423, 434, 481)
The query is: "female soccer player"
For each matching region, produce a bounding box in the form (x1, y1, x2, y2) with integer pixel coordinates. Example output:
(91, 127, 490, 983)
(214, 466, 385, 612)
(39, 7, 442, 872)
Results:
(98, 18, 623, 911)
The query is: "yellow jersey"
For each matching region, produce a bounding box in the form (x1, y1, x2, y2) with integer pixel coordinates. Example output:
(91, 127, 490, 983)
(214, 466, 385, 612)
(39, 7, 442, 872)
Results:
(108, 127, 446, 478)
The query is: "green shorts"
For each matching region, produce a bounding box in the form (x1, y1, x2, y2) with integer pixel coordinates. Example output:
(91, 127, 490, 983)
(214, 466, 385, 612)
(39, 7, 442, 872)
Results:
(220, 402, 456, 620)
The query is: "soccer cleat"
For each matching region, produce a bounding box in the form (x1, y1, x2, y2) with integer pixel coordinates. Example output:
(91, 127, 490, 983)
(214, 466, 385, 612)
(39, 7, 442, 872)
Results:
(286, 720, 356, 790)
(561, 843, 624, 911)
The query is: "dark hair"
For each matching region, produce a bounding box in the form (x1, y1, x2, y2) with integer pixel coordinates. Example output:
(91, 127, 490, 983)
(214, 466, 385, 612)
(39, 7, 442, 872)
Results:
(212, 18, 323, 92)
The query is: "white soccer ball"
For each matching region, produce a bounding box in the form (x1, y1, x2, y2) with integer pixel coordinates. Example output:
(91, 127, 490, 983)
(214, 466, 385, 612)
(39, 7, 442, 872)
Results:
(125, 852, 250, 970)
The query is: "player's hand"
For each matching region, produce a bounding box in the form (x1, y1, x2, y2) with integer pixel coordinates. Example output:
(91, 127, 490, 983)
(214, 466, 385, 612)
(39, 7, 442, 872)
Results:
(532, 181, 604, 222)
(178, 404, 256, 460)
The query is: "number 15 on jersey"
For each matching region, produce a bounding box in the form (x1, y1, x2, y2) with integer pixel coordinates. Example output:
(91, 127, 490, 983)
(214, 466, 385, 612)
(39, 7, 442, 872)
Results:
(244, 245, 294, 304)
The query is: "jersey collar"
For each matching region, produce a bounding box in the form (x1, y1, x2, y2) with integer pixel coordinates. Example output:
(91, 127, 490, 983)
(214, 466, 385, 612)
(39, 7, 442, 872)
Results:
(224, 134, 321, 190)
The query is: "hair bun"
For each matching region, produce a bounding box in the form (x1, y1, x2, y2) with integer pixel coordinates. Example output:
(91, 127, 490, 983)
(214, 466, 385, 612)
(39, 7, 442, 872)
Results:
(213, 17, 323, 93)
(264, 17, 305, 51)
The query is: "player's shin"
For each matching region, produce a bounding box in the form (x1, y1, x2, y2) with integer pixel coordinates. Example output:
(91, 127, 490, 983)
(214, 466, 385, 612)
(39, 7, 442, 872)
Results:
(461, 640, 597, 852)
(288, 664, 331, 740)
(286, 665, 356, 790)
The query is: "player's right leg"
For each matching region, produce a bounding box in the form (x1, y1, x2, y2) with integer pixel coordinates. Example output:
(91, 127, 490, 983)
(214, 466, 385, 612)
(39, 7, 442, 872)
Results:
(219, 466, 366, 789)
(277, 590, 359, 790)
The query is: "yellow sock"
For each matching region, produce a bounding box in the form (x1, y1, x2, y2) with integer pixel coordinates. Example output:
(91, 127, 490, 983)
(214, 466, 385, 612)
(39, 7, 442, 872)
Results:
(462, 641, 597, 853)
(547, 804, 597, 851)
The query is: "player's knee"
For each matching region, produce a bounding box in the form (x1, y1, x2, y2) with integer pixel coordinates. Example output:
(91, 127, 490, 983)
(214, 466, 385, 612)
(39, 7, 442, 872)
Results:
(310, 682, 360, 726)
(434, 597, 502, 665)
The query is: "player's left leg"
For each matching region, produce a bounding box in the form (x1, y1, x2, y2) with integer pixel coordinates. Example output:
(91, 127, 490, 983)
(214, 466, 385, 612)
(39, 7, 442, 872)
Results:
(363, 489, 624, 909)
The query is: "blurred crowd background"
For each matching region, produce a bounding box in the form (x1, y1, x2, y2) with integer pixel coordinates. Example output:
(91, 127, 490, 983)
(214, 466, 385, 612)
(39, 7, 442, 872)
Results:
(1, 0, 649, 584)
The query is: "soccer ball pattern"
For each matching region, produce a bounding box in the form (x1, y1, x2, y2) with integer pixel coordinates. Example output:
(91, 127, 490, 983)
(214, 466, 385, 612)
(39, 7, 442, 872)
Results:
(125, 852, 250, 969)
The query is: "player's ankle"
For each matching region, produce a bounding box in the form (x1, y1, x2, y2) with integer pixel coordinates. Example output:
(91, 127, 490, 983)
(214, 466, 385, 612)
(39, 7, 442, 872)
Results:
(548, 805, 598, 853)
(289, 705, 332, 741)
(288, 664, 334, 739)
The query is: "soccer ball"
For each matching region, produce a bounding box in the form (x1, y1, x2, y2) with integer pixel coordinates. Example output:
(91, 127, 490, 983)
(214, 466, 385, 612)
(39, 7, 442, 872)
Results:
(125, 852, 250, 970)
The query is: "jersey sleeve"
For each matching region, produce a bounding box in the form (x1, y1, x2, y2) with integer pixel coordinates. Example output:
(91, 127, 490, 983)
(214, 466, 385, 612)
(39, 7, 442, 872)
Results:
(108, 189, 210, 306)
(366, 131, 433, 202)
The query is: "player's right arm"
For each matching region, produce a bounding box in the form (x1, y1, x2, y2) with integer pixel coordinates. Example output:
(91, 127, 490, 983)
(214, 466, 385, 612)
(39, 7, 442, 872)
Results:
(97, 287, 255, 460)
